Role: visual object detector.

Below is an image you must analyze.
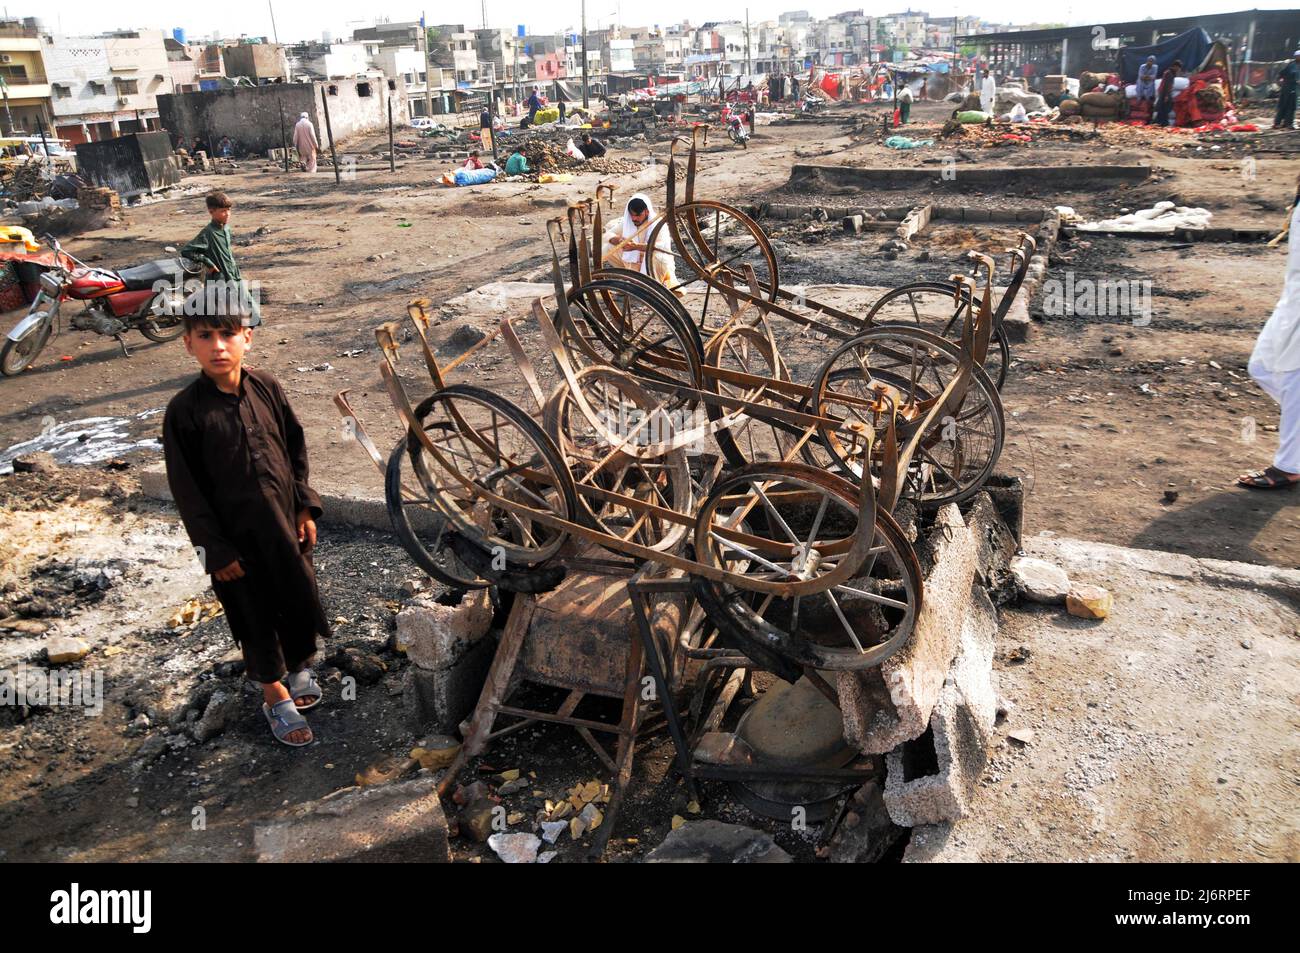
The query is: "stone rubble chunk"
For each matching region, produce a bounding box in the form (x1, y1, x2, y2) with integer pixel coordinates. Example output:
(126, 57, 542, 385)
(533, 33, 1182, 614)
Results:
(46, 635, 91, 665)
(646, 820, 791, 863)
(1010, 556, 1070, 604)
(487, 832, 541, 863)
(253, 775, 450, 863)
(1066, 585, 1113, 619)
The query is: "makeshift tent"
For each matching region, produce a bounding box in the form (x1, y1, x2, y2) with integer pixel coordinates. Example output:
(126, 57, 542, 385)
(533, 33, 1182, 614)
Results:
(1117, 28, 1212, 85)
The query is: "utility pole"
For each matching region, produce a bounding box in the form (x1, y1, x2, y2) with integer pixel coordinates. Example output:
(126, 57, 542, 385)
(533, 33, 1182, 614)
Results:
(745, 9, 751, 76)
(422, 12, 433, 120)
(582, 0, 592, 108)
(267, 1, 280, 44)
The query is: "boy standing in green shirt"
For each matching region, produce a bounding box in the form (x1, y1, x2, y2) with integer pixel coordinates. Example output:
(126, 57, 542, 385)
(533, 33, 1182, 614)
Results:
(182, 191, 262, 326)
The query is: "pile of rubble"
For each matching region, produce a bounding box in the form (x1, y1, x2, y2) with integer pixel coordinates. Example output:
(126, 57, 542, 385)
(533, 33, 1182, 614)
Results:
(1, 158, 79, 202)
(517, 139, 643, 178)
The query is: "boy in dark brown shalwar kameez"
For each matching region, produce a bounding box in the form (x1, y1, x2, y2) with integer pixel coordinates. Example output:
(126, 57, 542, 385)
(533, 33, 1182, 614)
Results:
(162, 252, 330, 746)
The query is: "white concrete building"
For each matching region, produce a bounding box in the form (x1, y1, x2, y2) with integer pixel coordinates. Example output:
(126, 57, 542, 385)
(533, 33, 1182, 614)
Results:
(45, 29, 173, 144)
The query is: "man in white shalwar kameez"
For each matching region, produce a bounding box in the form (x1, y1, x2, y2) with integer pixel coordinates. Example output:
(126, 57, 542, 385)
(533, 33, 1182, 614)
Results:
(980, 73, 997, 114)
(292, 112, 320, 174)
(603, 192, 677, 289)
(1240, 202, 1300, 488)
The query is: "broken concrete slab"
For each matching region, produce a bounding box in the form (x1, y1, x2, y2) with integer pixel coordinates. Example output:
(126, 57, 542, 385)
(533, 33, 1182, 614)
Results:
(837, 502, 978, 755)
(645, 820, 792, 863)
(899, 535, 1300, 861)
(253, 774, 450, 863)
(884, 584, 999, 826)
(396, 590, 493, 670)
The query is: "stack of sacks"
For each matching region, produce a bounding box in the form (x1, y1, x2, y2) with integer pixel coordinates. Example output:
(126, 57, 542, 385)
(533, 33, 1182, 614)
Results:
(1078, 90, 1123, 119)
(1058, 98, 1081, 116)
(1080, 71, 1108, 93)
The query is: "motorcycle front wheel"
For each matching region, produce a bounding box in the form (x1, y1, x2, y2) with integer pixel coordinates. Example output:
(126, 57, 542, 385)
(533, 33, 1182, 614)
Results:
(1, 320, 52, 376)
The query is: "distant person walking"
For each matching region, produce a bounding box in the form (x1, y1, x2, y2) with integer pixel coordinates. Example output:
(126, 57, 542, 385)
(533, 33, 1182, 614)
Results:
(897, 84, 913, 124)
(292, 112, 320, 173)
(980, 72, 996, 113)
(1275, 50, 1300, 130)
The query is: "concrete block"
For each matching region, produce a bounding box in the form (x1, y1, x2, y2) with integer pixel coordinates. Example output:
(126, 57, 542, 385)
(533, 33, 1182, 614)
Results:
(842, 214, 864, 234)
(883, 583, 998, 826)
(962, 207, 992, 222)
(931, 204, 961, 220)
(885, 205, 911, 219)
(1016, 208, 1044, 222)
(403, 634, 496, 734)
(396, 590, 493, 670)
(1000, 295, 1031, 343)
(253, 774, 451, 863)
(837, 503, 977, 755)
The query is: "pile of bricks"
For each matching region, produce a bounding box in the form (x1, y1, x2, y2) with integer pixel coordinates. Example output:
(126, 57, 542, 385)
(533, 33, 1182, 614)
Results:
(76, 186, 121, 212)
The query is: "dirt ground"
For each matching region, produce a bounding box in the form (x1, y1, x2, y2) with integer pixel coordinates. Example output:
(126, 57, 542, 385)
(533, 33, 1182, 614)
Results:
(1, 99, 1297, 862)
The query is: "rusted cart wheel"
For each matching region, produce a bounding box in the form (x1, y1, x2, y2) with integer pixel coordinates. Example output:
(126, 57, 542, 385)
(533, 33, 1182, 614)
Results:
(405, 385, 576, 588)
(562, 275, 704, 401)
(387, 433, 488, 591)
(810, 328, 1005, 509)
(543, 365, 692, 555)
(691, 463, 921, 672)
(647, 200, 780, 330)
(864, 283, 1010, 391)
(702, 322, 805, 468)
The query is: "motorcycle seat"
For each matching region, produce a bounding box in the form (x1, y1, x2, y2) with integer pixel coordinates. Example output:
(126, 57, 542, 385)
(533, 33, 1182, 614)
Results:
(117, 259, 190, 291)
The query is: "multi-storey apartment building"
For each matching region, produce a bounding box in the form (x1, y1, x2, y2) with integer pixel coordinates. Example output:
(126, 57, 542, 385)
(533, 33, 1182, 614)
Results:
(46, 28, 173, 144)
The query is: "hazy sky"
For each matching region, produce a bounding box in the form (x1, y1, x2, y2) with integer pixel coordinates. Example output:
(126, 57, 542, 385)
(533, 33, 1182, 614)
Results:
(24, 1, 1299, 42)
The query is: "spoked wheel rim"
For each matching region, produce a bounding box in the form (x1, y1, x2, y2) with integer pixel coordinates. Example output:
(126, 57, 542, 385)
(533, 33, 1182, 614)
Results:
(543, 365, 692, 554)
(405, 384, 576, 569)
(703, 322, 806, 468)
(811, 329, 1005, 508)
(648, 200, 780, 331)
(692, 463, 921, 671)
(563, 277, 704, 403)
(387, 433, 488, 590)
(865, 284, 1008, 390)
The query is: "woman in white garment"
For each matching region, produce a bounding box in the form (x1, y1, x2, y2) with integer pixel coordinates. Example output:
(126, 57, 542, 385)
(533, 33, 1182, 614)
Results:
(1239, 196, 1300, 488)
(603, 192, 677, 289)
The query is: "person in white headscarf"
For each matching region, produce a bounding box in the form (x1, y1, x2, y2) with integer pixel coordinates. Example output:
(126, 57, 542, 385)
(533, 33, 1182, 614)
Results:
(602, 192, 676, 289)
(1240, 194, 1300, 488)
(292, 112, 320, 174)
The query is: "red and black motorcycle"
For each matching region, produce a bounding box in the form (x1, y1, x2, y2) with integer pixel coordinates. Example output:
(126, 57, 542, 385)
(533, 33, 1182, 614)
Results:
(2, 236, 200, 376)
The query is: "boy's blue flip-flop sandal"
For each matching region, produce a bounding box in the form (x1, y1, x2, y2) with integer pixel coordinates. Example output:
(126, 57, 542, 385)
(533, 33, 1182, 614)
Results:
(286, 670, 322, 711)
(263, 698, 313, 747)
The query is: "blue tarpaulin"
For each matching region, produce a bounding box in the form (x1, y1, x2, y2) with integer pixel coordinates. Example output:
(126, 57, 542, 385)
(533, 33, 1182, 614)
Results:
(1118, 28, 1212, 84)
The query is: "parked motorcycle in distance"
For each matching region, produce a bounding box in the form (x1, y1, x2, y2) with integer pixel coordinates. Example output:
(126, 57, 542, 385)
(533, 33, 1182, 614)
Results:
(1, 236, 200, 376)
(726, 113, 751, 148)
(801, 94, 826, 114)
